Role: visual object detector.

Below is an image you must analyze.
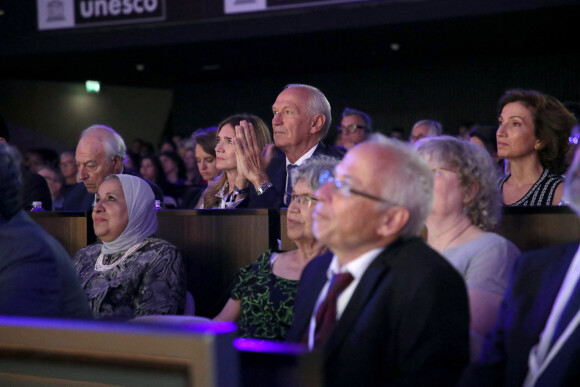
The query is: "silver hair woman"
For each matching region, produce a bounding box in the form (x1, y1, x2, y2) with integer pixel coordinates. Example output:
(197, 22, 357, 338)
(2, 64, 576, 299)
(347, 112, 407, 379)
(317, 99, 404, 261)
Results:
(214, 155, 340, 340)
(415, 135, 521, 360)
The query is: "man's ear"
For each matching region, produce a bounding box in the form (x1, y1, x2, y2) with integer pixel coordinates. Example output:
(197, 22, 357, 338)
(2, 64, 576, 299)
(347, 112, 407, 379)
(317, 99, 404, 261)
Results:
(310, 114, 325, 135)
(112, 156, 124, 172)
(377, 207, 410, 237)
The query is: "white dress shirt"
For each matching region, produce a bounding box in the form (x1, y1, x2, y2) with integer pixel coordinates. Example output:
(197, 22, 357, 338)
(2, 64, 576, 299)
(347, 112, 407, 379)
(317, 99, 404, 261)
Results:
(307, 247, 384, 350)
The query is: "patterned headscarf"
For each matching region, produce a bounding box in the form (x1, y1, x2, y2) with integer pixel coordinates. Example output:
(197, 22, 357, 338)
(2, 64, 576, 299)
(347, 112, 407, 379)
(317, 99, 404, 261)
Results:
(101, 174, 157, 254)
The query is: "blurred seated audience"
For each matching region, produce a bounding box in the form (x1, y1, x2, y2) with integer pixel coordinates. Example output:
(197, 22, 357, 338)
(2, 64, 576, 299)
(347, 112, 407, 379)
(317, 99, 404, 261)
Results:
(410, 119, 443, 143)
(37, 166, 66, 210)
(139, 154, 178, 208)
(183, 146, 204, 186)
(415, 136, 520, 359)
(62, 125, 164, 211)
(0, 142, 90, 318)
(159, 150, 188, 204)
(460, 143, 580, 387)
(124, 150, 141, 172)
(390, 126, 405, 141)
(25, 147, 58, 173)
(469, 124, 504, 173)
(198, 114, 271, 209)
(59, 150, 78, 191)
(158, 137, 178, 154)
(458, 121, 475, 140)
(214, 156, 339, 340)
(497, 89, 577, 206)
(0, 114, 52, 210)
(73, 174, 186, 320)
(337, 107, 372, 150)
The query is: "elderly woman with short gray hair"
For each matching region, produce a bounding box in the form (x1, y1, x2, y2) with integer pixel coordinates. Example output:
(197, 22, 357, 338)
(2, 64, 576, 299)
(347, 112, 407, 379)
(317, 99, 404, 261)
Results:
(415, 136, 521, 360)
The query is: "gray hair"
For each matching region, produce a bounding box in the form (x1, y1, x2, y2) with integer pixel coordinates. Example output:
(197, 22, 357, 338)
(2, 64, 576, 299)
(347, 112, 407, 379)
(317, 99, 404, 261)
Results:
(290, 155, 341, 192)
(415, 135, 501, 231)
(0, 142, 23, 219)
(341, 107, 373, 132)
(412, 120, 443, 137)
(285, 84, 332, 139)
(80, 125, 127, 163)
(367, 133, 434, 237)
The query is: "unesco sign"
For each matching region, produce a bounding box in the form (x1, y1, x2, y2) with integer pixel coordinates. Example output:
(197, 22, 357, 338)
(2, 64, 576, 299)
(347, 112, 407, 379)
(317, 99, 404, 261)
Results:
(37, 0, 166, 30)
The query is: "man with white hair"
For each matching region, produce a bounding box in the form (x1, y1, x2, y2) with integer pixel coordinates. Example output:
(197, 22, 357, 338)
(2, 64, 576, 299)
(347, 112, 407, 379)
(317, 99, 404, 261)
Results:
(409, 119, 443, 143)
(235, 84, 344, 208)
(462, 145, 580, 386)
(286, 134, 470, 386)
(62, 125, 163, 211)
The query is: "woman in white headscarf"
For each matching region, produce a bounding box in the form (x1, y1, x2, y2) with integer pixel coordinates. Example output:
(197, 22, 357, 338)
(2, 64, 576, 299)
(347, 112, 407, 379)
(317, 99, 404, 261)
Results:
(73, 174, 186, 320)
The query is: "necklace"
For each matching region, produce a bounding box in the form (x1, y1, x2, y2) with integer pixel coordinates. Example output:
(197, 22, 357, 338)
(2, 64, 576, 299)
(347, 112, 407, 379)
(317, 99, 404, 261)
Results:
(94, 241, 146, 272)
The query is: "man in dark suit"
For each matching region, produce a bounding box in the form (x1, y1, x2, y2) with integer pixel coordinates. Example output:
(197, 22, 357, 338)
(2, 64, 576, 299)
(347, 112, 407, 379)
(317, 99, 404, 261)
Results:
(286, 135, 470, 386)
(0, 142, 91, 318)
(234, 84, 344, 209)
(62, 125, 163, 211)
(461, 146, 580, 387)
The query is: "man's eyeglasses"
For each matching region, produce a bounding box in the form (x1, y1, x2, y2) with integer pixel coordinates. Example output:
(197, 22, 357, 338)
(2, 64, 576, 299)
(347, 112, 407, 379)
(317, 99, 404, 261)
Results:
(286, 193, 319, 208)
(431, 167, 457, 177)
(337, 124, 366, 135)
(318, 170, 393, 204)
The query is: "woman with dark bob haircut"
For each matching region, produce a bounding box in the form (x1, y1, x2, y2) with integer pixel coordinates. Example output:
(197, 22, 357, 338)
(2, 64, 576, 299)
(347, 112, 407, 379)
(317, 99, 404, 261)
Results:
(497, 89, 577, 206)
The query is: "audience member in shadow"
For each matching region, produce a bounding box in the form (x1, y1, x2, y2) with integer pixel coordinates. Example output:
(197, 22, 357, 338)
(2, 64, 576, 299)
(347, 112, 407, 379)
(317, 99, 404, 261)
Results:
(37, 166, 67, 211)
(139, 154, 178, 208)
(497, 89, 577, 206)
(180, 127, 220, 208)
(0, 142, 91, 318)
(73, 174, 186, 320)
(460, 138, 580, 387)
(0, 114, 52, 210)
(198, 114, 272, 209)
(214, 156, 339, 340)
(59, 150, 78, 194)
(415, 136, 521, 360)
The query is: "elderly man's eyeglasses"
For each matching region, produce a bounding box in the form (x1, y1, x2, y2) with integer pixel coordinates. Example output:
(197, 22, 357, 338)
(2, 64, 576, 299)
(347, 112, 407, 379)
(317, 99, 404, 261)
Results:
(318, 170, 393, 204)
(431, 167, 457, 177)
(286, 193, 319, 208)
(337, 124, 366, 135)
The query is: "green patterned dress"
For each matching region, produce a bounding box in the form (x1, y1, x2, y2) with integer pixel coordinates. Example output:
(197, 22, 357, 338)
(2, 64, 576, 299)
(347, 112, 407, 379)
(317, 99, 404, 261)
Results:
(231, 250, 299, 341)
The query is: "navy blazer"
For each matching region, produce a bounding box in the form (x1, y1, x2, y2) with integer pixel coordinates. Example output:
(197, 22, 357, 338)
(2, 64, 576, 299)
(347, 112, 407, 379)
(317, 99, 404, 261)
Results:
(287, 237, 470, 386)
(461, 242, 580, 387)
(0, 210, 91, 318)
(62, 168, 164, 211)
(247, 141, 345, 209)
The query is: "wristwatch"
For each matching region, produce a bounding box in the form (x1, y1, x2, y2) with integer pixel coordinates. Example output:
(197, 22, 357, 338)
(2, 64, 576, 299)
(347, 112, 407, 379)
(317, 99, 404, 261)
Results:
(256, 182, 274, 196)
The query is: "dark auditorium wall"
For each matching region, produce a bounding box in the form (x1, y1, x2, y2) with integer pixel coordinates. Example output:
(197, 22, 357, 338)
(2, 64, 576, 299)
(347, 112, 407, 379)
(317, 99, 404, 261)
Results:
(0, 79, 172, 151)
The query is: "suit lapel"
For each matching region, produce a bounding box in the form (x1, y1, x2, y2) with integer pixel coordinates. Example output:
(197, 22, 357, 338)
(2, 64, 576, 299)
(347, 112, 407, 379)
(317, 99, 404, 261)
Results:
(322, 244, 399, 357)
(532, 242, 580, 383)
